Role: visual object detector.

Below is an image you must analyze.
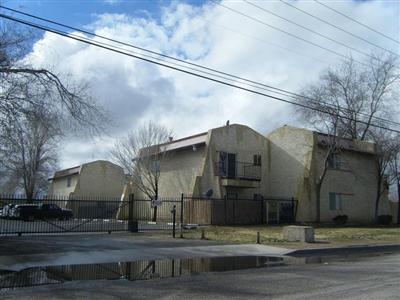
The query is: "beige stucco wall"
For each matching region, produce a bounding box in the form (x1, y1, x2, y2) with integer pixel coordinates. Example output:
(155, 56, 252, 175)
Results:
(150, 124, 269, 199)
(48, 160, 125, 198)
(266, 126, 387, 223)
(197, 124, 270, 199)
(48, 174, 79, 197)
(72, 160, 125, 198)
(157, 146, 206, 198)
(266, 126, 314, 221)
(314, 145, 380, 223)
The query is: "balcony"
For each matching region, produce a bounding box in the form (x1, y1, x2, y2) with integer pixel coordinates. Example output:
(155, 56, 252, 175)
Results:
(215, 161, 261, 188)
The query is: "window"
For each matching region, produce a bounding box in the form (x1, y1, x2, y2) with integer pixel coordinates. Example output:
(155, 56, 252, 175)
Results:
(66, 176, 72, 187)
(329, 193, 342, 210)
(218, 151, 228, 176)
(327, 153, 341, 169)
(225, 192, 238, 200)
(151, 160, 161, 174)
(253, 154, 262, 166)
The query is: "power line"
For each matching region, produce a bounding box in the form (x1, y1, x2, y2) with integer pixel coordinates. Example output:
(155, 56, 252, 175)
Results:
(0, 5, 336, 106)
(0, 5, 294, 97)
(277, 0, 399, 56)
(1, 11, 399, 134)
(4, 3, 397, 129)
(211, 0, 368, 67)
(314, 0, 399, 44)
(204, 19, 330, 65)
(1, 7, 399, 130)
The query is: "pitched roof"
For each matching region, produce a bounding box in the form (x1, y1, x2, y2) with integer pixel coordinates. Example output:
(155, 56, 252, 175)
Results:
(51, 166, 81, 180)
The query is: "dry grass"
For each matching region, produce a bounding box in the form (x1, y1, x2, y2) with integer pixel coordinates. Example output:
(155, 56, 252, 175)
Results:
(179, 225, 400, 248)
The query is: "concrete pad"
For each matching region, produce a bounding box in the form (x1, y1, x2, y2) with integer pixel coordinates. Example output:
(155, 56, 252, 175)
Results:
(283, 226, 315, 243)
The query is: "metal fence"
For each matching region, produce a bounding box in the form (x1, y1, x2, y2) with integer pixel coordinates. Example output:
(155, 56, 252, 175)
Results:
(0, 194, 297, 237)
(182, 195, 297, 226)
(0, 195, 128, 236)
(125, 196, 181, 232)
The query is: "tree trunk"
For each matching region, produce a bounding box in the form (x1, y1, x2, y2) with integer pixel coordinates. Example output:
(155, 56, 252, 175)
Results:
(374, 176, 382, 222)
(315, 183, 321, 223)
(152, 206, 158, 222)
(397, 181, 400, 225)
(152, 187, 158, 222)
(26, 191, 34, 204)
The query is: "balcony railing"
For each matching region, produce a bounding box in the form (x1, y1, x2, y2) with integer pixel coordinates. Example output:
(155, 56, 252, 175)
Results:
(215, 161, 261, 181)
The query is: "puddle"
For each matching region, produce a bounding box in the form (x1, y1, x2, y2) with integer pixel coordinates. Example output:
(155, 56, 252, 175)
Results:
(0, 252, 394, 290)
(0, 256, 285, 289)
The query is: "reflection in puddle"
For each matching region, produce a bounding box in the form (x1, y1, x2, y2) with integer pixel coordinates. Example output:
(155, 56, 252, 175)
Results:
(0, 256, 285, 289)
(1, 252, 392, 290)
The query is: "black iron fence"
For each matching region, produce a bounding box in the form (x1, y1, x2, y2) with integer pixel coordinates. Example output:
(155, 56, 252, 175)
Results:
(0, 194, 297, 237)
(125, 196, 181, 232)
(0, 194, 128, 236)
(182, 195, 297, 226)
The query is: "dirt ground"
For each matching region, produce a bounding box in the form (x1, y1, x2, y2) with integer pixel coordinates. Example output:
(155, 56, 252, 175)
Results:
(175, 225, 400, 249)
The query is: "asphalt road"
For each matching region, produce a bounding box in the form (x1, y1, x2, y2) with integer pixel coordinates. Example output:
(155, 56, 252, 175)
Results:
(1, 252, 399, 299)
(1, 233, 399, 299)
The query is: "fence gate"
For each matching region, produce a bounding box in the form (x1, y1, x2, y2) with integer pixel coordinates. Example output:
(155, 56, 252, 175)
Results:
(128, 196, 182, 232)
(0, 195, 129, 236)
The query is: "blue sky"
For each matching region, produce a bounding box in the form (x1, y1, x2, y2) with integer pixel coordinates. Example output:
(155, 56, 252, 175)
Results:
(4, 0, 205, 27)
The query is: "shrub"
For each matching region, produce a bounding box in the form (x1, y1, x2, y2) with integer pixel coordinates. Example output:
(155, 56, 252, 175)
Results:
(377, 215, 392, 225)
(333, 215, 348, 225)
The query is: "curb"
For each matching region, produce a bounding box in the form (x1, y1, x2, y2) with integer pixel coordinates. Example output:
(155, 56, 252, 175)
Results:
(289, 243, 400, 256)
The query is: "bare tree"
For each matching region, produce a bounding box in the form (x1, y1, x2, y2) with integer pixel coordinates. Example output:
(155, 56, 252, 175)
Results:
(110, 122, 172, 221)
(313, 109, 345, 223)
(0, 108, 59, 201)
(369, 130, 400, 220)
(0, 21, 106, 135)
(296, 54, 399, 222)
(0, 21, 108, 198)
(298, 54, 398, 140)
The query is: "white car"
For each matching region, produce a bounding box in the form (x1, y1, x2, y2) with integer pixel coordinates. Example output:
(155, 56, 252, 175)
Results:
(1, 204, 15, 218)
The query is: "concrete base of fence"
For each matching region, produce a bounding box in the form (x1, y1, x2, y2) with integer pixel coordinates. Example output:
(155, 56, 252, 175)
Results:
(282, 225, 314, 243)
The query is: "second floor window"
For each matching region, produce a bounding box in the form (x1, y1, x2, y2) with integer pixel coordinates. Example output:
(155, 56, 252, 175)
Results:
(253, 154, 262, 166)
(66, 176, 72, 187)
(327, 153, 342, 169)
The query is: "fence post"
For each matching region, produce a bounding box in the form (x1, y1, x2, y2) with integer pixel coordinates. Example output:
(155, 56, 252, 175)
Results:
(171, 205, 176, 238)
(291, 197, 295, 223)
(224, 195, 227, 225)
(128, 194, 138, 233)
(260, 198, 264, 224)
(277, 201, 280, 224)
(180, 193, 184, 238)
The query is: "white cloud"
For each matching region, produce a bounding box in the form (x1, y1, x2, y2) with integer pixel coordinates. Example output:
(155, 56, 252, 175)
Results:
(25, 0, 399, 168)
(103, 0, 121, 5)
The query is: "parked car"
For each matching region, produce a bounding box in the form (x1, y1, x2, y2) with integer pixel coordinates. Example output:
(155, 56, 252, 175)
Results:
(1, 204, 16, 219)
(14, 203, 73, 221)
(11, 204, 39, 220)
